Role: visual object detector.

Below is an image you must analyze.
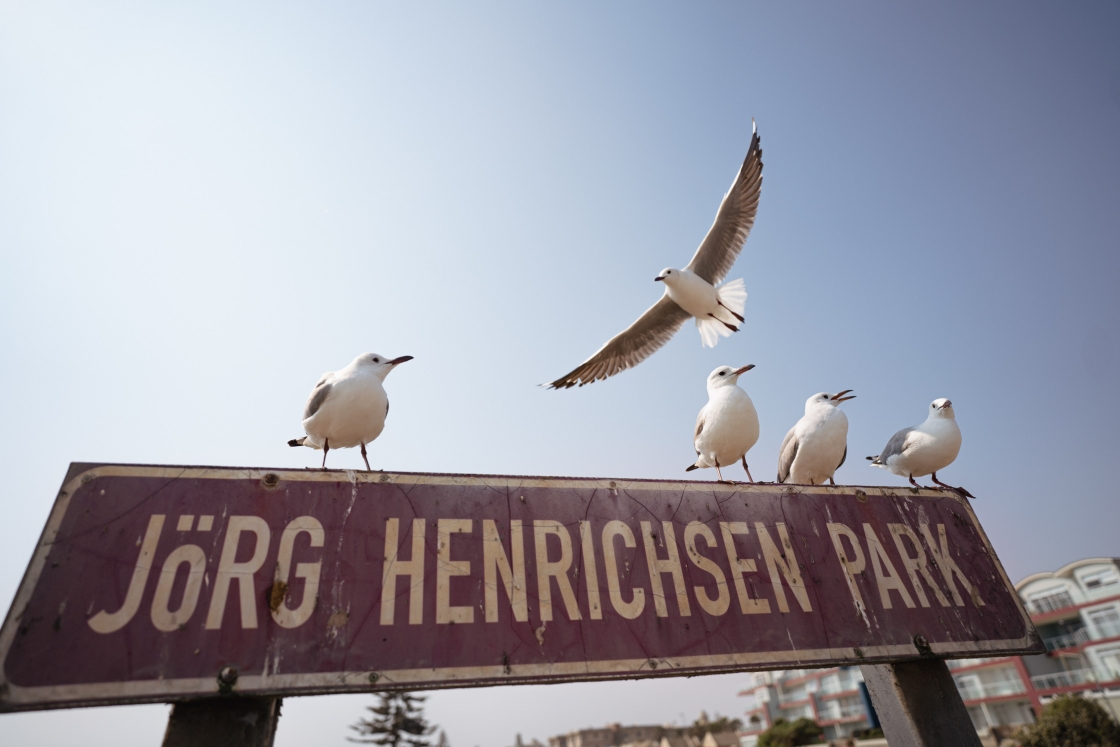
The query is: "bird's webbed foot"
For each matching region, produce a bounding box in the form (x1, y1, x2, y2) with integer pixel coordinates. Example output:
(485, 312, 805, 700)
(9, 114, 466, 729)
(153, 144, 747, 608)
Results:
(931, 472, 975, 499)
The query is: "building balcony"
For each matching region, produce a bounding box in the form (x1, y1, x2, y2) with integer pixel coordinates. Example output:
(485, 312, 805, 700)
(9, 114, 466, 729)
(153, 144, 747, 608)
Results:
(1031, 668, 1097, 691)
(1029, 591, 1076, 615)
(817, 703, 865, 722)
(1043, 628, 1090, 651)
(776, 695, 811, 708)
(947, 657, 1007, 671)
(957, 679, 1027, 700)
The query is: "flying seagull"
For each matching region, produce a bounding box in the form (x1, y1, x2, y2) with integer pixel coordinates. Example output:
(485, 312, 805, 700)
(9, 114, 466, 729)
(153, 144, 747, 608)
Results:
(288, 352, 412, 470)
(867, 398, 973, 497)
(548, 123, 763, 388)
(777, 391, 855, 486)
(686, 365, 759, 482)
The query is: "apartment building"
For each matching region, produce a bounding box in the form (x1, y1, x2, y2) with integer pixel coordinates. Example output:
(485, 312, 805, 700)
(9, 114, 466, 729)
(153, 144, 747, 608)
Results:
(737, 666, 874, 746)
(736, 557, 1120, 744)
(949, 557, 1120, 734)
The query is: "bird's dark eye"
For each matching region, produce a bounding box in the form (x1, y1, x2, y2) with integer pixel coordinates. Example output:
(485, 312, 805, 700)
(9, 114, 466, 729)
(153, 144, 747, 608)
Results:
(373, 358, 379, 363)
(719, 371, 725, 376)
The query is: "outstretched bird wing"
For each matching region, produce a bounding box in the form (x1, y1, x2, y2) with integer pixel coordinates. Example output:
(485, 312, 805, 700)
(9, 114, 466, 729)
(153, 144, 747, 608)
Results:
(548, 295, 691, 388)
(684, 124, 764, 285)
(777, 426, 799, 483)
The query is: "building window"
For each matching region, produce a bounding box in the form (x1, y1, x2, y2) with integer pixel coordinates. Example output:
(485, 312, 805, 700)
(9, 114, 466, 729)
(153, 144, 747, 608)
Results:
(1087, 606, 1120, 639)
(1028, 588, 1075, 614)
(1097, 646, 1120, 681)
(1083, 570, 1120, 590)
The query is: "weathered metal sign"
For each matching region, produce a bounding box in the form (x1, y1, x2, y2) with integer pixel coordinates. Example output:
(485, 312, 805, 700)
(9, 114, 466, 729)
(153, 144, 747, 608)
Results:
(0, 463, 1041, 711)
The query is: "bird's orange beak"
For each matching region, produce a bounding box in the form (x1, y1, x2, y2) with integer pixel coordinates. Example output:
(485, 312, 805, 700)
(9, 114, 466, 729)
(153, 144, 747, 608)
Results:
(831, 390, 856, 402)
(732, 364, 755, 376)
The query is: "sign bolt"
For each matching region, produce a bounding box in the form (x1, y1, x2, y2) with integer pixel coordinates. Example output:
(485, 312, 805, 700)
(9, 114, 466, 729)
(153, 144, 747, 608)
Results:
(218, 666, 238, 687)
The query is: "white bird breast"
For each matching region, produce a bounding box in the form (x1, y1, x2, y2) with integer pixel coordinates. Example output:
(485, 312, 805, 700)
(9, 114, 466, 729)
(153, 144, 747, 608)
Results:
(789, 407, 848, 485)
(302, 372, 389, 449)
(885, 419, 962, 478)
(694, 389, 759, 468)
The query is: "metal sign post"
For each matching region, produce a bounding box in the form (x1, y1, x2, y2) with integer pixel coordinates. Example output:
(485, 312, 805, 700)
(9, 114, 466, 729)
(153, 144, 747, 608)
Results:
(1, 463, 1042, 744)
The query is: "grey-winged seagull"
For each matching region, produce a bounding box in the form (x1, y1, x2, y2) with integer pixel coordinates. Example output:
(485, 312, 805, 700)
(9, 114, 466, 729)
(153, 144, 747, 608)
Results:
(867, 398, 973, 497)
(686, 365, 759, 482)
(548, 123, 763, 388)
(288, 352, 412, 470)
(777, 391, 855, 486)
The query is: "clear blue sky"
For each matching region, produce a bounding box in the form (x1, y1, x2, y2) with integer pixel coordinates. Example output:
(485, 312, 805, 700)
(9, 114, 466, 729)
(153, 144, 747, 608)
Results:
(2, 3, 1118, 746)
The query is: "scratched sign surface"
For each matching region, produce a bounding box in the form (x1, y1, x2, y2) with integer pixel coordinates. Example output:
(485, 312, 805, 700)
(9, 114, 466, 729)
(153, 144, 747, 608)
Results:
(0, 463, 1040, 711)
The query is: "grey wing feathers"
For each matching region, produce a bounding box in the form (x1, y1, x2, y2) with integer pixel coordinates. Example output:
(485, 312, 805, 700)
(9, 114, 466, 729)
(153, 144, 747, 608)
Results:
(303, 381, 333, 420)
(777, 427, 798, 483)
(694, 411, 706, 441)
(684, 126, 764, 285)
(837, 445, 847, 471)
(548, 295, 691, 388)
(872, 428, 915, 464)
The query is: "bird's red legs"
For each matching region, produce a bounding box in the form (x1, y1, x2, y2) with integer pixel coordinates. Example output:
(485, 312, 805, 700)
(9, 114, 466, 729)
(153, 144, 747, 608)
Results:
(741, 456, 754, 483)
(931, 471, 976, 500)
(321, 438, 330, 469)
(707, 313, 739, 332)
(829, 477, 836, 486)
(361, 442, 371, 471)
(908, 473, 923, 489)
(717, 299, 745, 322)
(715, 461, 726, 482)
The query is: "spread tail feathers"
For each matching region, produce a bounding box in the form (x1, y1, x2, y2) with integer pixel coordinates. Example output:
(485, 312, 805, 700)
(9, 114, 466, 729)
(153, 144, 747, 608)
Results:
(696, 315, 737, 347)
(288, 437, 306, 447)
(716, 278, 747, 318)
(696, 278, 747, 348)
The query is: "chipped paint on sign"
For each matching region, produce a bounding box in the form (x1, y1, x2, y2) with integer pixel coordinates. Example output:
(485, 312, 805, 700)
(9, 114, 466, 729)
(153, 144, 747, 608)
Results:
(0, 463, 1041, 712)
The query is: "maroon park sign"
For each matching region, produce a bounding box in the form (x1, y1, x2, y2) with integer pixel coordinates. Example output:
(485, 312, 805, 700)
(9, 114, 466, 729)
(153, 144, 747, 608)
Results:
(0, 463, 1042, 712)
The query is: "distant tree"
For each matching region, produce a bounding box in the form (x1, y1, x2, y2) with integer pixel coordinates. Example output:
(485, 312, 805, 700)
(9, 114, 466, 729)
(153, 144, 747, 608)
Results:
(688, 711, 743, 737)
(350, 691, 437, 747)
(1017, 695, 1120, 747)
(756, 718, 823, 747)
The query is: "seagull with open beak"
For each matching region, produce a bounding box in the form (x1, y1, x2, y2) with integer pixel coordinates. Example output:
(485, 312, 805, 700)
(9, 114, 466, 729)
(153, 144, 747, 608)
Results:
(777, 391, 856, 486)
(288, 352, 413, 470)
(686, 364, 759, 482)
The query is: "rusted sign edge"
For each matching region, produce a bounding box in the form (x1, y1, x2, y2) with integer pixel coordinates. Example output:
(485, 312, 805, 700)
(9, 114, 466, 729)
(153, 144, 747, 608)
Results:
(0, 463, 1042, 712)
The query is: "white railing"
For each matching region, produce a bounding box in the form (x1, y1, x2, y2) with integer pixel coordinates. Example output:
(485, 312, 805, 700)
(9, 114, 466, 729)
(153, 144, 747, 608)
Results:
(957, 683, 983, 700)
(948, 657, 996, 670)
(818, 703, 864, 720)
(777, 690, 809, 705)
(1031, 669, 1097, 690)
(1043, 628, 1090, 651)
(1029, 591, 1075, 614)
(955, 679, 1026, 700)
(983, 679, 1027, 697)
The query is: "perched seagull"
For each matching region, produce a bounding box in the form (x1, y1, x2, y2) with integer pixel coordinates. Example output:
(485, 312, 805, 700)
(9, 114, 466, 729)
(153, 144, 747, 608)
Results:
(777, 391, 856, 486)
(288, 352, 413, 470)
(686, 365, 759, 482)
(548, 123, 763, 388)
(867, 398, 973, 497)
